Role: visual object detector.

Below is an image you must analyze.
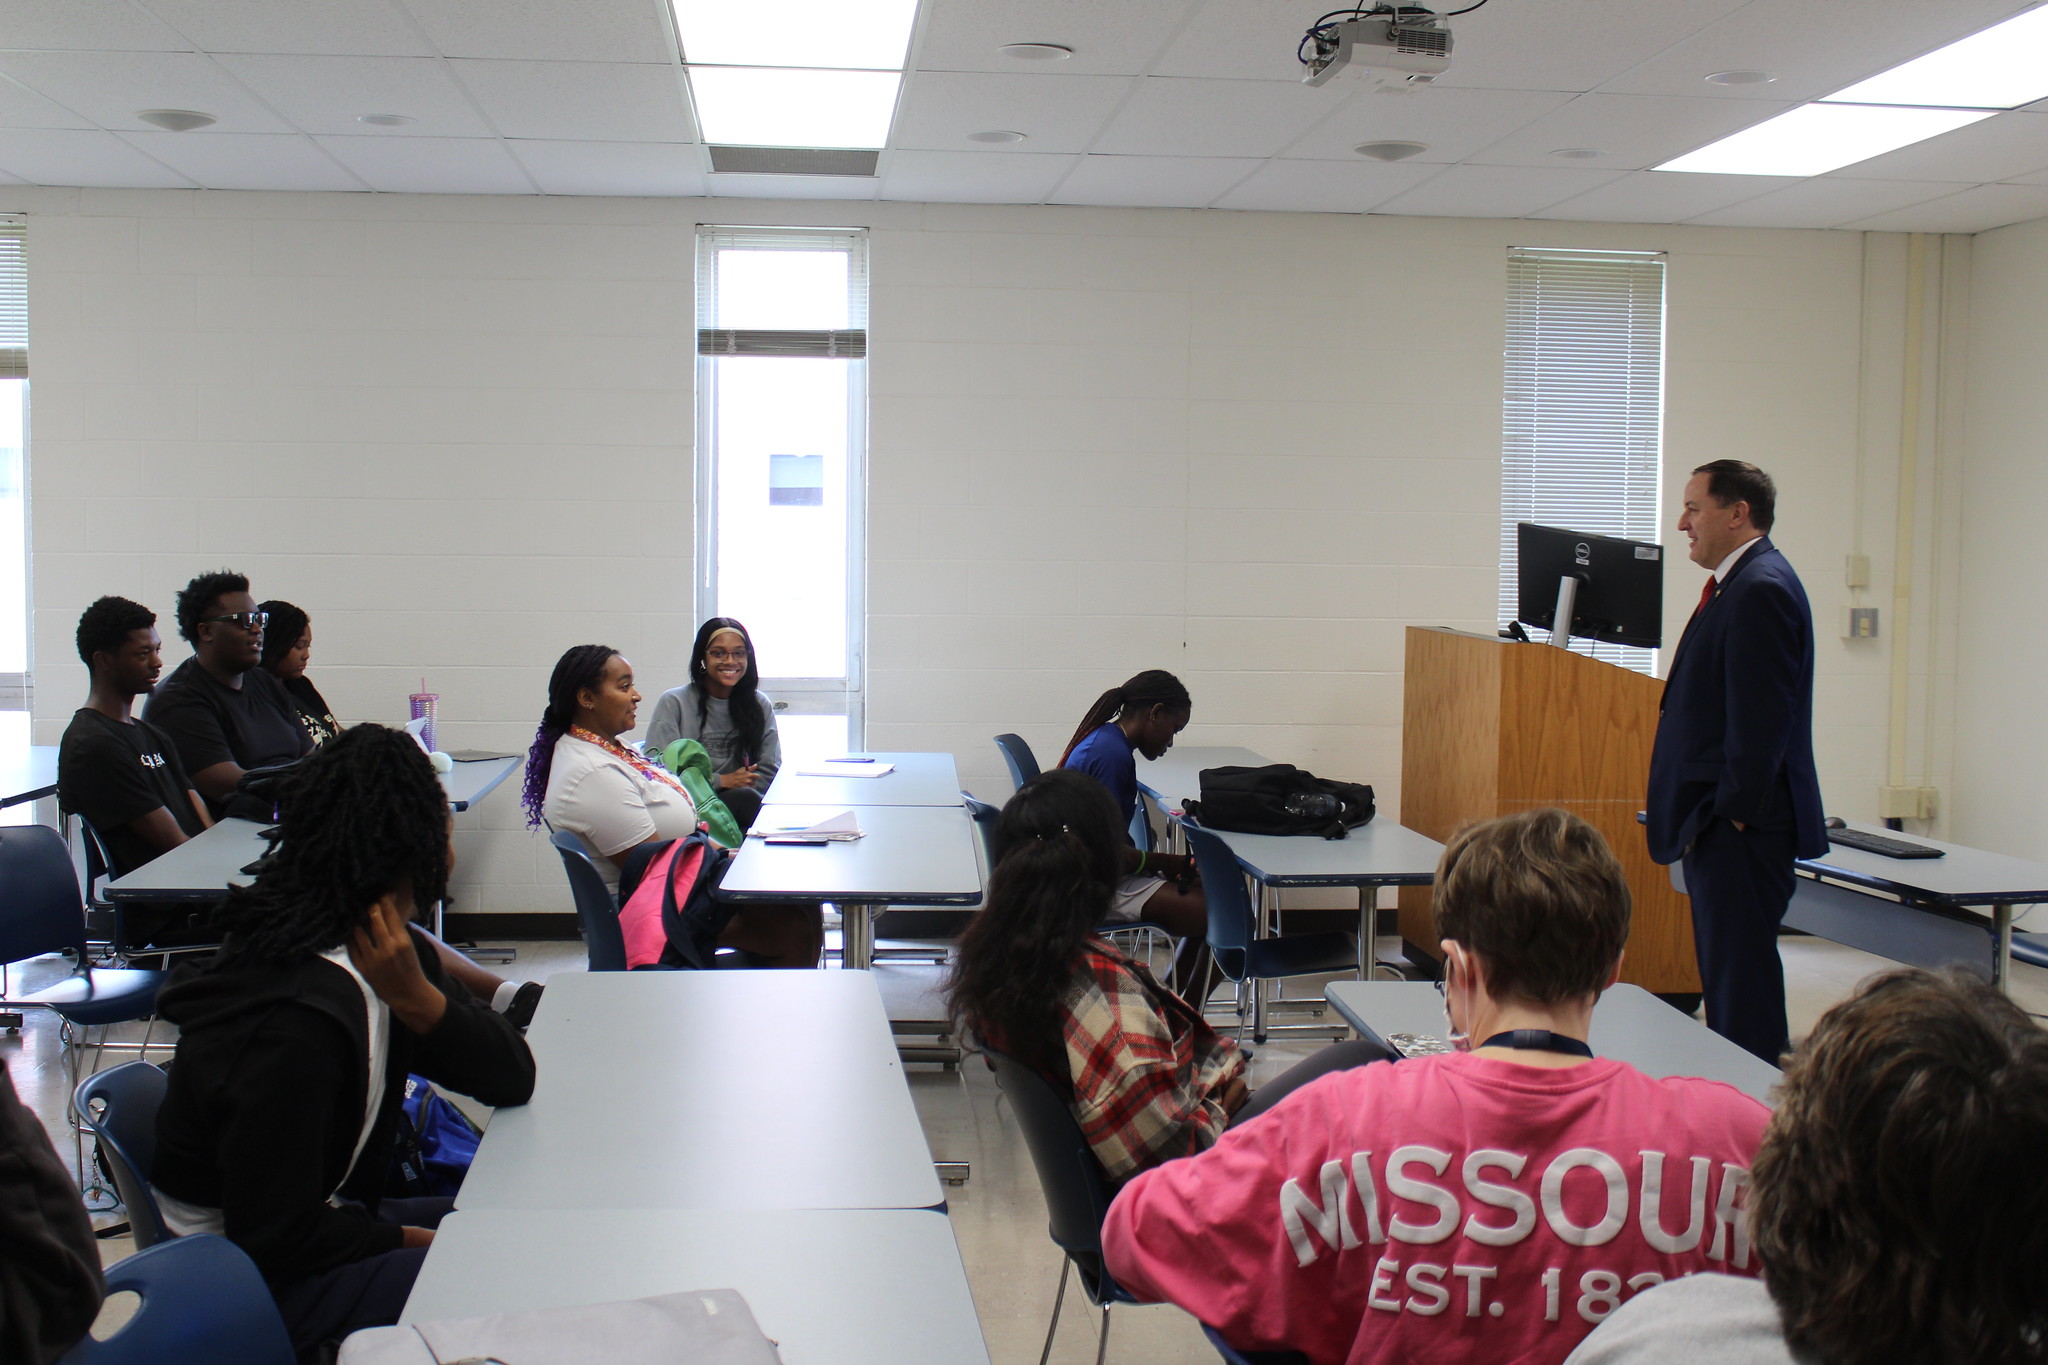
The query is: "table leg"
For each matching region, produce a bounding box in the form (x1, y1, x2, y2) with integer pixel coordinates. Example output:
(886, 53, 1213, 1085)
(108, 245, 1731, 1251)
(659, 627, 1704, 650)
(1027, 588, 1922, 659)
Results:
(1253, 879, 1273, 1044)
(841, 901, 875, 972)
(1995, 902, 2012, 994)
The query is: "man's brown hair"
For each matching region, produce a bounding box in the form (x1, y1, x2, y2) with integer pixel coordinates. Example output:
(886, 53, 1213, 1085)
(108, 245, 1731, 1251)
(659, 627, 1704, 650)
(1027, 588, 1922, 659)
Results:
(1429, 808, 1630, 1004)
(1693, 458, 1777, 533)
(1753, 967, 2048, 1365)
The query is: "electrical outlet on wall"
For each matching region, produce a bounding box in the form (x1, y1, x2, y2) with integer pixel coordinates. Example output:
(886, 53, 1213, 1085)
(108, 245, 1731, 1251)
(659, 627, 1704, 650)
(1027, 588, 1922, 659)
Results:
(1843, 606, 1879, 639)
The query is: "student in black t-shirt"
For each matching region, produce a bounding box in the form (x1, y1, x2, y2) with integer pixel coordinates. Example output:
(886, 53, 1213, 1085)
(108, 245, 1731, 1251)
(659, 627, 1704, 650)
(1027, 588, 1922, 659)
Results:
(58, 596, 211, 874)
(143, 569, 312, 817)
(258, 599, 341, 749)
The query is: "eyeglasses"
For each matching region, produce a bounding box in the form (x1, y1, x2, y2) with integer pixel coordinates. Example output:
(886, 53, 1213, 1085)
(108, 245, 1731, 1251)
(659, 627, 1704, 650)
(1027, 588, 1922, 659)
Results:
(706, 649, 749, 663)
(202, 611, 268, 632)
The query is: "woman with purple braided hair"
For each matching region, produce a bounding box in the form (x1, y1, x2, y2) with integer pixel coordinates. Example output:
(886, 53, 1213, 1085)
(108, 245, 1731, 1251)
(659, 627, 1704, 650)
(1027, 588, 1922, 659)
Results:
(525, 644, 819, 967)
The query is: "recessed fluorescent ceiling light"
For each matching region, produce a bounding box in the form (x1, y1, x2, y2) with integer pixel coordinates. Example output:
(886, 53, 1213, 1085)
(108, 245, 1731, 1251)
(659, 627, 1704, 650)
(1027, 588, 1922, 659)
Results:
(1824, 3, 2048, 110)
(688, 66, 901, 149)
(670, 0, 918, 69)
(1656, 102, 1990, 175)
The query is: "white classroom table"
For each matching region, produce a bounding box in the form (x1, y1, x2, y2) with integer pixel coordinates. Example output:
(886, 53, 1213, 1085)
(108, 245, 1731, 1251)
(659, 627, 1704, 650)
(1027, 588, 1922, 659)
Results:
(761, 752, 965, 807)
(396, 1208, 991, 1365)
(439, 754, 521, 812)
(718, 803, 983, 971)
(0, 743, 57, 808)
(1325, 980, 1782, 1105)
(454, 970, 946, 1212)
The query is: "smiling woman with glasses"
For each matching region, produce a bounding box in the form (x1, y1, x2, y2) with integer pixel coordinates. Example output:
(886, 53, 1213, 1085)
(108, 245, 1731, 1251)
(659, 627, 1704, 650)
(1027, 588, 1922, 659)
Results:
(141, 568, 313, 817)
(641, 617, 781, 833)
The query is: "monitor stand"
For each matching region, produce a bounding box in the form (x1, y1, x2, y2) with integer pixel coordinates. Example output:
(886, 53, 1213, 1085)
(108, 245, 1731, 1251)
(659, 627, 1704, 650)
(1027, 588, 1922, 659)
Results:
(1550, 575, 1580, 651)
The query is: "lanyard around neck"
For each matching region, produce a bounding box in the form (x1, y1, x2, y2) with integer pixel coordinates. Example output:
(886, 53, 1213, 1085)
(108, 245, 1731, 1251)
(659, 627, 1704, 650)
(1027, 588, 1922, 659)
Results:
(1477, 1029, 1594, 1059)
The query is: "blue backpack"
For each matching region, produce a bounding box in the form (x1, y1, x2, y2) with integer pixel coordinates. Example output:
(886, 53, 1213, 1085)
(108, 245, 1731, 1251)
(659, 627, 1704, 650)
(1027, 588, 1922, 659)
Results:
(388, 1074, 483, 1198)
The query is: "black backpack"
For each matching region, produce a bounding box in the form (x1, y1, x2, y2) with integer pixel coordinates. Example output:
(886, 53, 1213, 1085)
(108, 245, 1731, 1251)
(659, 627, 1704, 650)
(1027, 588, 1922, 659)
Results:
(1184, 764, 1375, 841)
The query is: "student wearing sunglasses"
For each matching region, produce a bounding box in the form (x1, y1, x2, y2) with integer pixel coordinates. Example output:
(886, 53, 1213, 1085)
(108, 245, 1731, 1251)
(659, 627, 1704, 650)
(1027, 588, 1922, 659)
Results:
(144, 569, 312, 816)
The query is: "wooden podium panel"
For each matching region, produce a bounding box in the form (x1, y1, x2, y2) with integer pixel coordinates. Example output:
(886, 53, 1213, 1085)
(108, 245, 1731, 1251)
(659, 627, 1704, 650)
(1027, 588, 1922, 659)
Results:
(1397, 626, 1699, 994)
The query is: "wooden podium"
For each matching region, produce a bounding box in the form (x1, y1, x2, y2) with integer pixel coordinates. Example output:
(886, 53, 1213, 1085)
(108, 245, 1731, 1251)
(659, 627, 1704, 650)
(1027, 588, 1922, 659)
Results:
(1396, 626, 1700, 995)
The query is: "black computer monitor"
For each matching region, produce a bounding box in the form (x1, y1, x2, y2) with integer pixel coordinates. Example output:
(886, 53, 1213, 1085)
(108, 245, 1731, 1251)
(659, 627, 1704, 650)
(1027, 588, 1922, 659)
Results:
(1515, 522, 1665, 650)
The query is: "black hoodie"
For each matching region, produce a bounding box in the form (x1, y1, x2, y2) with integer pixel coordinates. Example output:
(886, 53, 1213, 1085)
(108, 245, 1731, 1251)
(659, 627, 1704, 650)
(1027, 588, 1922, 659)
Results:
(150, 925, 535, 1285)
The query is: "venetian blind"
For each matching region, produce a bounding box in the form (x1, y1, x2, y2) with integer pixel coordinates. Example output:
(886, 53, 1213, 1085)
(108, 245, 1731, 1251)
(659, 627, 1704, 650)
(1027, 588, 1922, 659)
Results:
(0, 220, 25, 379)
(695, 226, 867, 356)
(1498, 247, 1666, 673)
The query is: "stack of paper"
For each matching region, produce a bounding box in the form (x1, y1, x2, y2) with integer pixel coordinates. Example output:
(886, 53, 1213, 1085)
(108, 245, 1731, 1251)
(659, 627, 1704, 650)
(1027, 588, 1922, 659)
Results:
(753, 811, 864, 843)
(794, 759, 896, 778)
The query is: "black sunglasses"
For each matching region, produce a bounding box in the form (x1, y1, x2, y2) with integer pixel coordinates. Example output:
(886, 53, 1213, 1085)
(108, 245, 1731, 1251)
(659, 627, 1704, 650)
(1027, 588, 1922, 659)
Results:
(202, 611, 268, 631)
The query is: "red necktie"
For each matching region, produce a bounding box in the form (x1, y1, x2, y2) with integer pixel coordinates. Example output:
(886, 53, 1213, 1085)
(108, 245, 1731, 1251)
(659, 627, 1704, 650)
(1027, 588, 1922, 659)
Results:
(1692, 575, 1716, 622)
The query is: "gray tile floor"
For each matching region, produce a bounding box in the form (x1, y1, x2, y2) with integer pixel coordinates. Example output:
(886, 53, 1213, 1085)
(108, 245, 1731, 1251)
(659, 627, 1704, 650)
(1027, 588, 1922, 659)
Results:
(12, 934, 2047, 1362)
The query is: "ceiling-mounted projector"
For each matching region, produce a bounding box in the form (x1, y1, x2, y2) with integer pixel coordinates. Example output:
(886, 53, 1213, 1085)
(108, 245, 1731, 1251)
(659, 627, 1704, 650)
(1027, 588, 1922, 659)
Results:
(1300, 5, 1452, 88)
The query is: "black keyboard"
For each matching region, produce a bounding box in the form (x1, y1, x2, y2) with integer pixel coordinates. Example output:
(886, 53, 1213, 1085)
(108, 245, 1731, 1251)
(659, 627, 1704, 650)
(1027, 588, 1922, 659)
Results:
(1826, 828, 1945, 860)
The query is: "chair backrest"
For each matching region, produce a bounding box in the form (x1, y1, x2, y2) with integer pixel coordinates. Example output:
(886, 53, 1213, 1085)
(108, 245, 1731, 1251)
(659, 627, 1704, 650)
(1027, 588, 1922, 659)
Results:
(1129, 795, 1154, 853)
(963, 793, 1001, 872)
(61, 1235, 296, 1365)
(550, 831, 627, 972)
(984, 1047, 1122, 1301)
(77, 817, 117, 907)
(993, 734, 1040, 790)
(0, 824, 89, 968)
(73, 1062, 172, 1249)
(1182, 823, 1255, 972)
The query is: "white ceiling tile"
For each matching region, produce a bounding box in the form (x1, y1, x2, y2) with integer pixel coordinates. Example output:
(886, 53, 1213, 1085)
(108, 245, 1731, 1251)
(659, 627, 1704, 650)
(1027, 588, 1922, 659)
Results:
(1467, 93, 1796, 170)
(447, 60, 692, 142)
(215, 55, 493, 136)
(1049, 153, 1259, 207)
(0, 75, 97, 129)
(312, 134, 531, 192)
(1600, 0, 2037, 102)
(144, 0, 433, 56)
(0, 50, 293, 132)
(1285, 86, 1576, 162)
(398, 0, 674, 63)
(1824, 111, 2048, 184)
(2007, 164, 2048, 185)
(507, 139, 706, 195)
(878, 148, 1077, 202)
(915, 0, 1202, 76)
(1093, 77, 1334, 159)
(1529, 169, 1784, 222)
(1373, 164, 1628, 218)
(891, 72, 1133, 154)
(1150, 0, 1333, 82)
(1211, 157, 1439, 212)
(0, 1, 191, 52)
(1843, 182, 2048, 233)
(1686, 177, 1969, 228)
(706, 172, 878, 200)
(1433, 0, 1751, 94)
(117, 130, 366, 189)
(0, 128, 194, 186)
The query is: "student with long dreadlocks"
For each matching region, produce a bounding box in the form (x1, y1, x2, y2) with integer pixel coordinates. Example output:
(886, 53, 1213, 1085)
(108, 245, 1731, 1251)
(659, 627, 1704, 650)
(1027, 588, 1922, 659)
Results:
(1059, 669, 1209, 990)
(526, 643, 820, 967)
(149, 724, 537, 1360)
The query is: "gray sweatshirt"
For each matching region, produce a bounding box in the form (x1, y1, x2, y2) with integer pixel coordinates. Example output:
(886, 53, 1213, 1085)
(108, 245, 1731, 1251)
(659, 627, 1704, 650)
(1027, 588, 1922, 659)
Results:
(643, 684, 781, 791)
(1564, 1274, 1815, 1365)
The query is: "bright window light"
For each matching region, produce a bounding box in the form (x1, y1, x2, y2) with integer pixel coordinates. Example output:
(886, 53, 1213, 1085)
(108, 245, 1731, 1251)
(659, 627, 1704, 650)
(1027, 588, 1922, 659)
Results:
(670, 0, 919, 71)
(1824, 4, 2048, 110)
(688, 67, 901, 148)
(1655, 102, 1992, 176)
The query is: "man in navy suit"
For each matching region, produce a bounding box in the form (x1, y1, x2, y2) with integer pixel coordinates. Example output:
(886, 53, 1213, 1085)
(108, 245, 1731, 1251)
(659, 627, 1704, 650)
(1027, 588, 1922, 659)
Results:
(1647, 460, 1826, 1062)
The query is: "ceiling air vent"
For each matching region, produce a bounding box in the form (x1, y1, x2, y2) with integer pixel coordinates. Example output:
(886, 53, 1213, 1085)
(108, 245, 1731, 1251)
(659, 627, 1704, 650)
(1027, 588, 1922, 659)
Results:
(708, 146, 880, 177)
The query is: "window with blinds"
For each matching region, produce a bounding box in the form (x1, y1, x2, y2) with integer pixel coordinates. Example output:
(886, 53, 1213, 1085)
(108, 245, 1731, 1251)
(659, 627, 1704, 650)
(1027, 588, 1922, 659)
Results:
(693, 225, 868, 756)
(0, 218, 26, 710)
(1499, 247, 1667, 674)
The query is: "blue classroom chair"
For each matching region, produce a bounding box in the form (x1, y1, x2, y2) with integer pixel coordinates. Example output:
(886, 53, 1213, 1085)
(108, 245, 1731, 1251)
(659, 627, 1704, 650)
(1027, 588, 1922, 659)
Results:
(73, 1062, 172, 1248)
(59, 1235, 295, 1365)
(994, 733, 1041, 790)
(550, 831, 627, 971)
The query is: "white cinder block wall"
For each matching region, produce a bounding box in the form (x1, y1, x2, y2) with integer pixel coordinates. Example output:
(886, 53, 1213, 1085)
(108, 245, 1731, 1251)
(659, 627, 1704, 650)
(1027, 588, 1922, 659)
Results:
(1954, 215, 2048, 860)
(20, 186, 1911, 915)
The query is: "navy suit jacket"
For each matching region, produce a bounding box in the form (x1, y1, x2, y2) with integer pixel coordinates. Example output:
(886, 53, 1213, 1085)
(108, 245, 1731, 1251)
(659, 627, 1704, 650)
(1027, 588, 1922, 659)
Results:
(1646, 536, 1826, 865)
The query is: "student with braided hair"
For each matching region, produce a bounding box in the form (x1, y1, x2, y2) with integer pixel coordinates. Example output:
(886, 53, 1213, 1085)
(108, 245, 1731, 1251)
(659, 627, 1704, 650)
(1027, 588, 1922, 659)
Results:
(526, 643, 819, 966)
(1060, 669, 1209, 991)
(149, 724, 537, 1360)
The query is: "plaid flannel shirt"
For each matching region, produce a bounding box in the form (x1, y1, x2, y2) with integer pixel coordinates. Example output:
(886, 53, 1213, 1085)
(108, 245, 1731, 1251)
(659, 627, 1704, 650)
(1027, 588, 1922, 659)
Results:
(1062, 937, 1249, 1183)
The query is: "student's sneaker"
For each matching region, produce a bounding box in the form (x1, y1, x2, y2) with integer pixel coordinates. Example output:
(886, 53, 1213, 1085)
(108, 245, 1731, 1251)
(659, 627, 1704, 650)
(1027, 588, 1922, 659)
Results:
(501, 980, 545, 1030)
